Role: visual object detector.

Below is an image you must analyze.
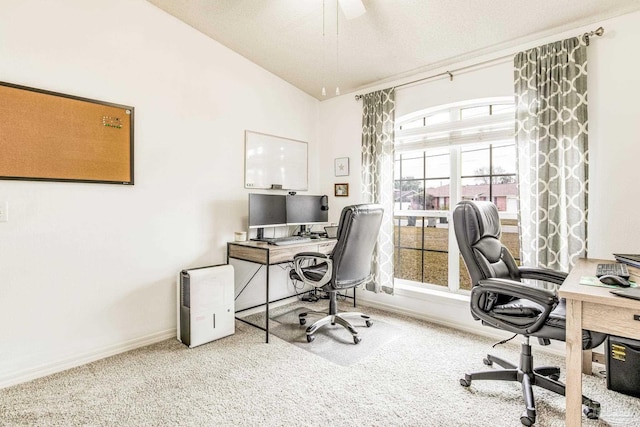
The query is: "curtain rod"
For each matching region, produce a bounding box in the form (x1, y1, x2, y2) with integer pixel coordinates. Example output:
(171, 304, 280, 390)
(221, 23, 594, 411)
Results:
(354, 26, 604, 101)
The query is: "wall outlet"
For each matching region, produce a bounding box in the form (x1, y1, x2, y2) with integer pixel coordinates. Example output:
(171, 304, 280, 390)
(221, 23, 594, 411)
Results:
(0, 201, 8, 222)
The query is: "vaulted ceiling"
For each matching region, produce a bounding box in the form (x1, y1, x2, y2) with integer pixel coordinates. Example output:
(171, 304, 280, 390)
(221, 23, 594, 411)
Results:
(146, 0, 640, 100)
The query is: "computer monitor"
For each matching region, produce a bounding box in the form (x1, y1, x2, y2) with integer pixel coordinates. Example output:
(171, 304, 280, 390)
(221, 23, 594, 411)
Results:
(286, 195, 329, 234)
(248, 193, 287, 239)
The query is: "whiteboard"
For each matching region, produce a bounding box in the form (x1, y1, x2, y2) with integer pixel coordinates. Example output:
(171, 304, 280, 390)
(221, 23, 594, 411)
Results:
(244, 131, 308, 190)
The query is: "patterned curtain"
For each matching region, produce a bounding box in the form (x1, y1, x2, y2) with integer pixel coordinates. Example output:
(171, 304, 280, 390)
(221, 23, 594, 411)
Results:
(361, 88, 395, 294)
(514, 37, 589, 276)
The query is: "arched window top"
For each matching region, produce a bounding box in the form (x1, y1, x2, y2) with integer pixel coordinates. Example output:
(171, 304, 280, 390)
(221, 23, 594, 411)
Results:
(395, 97, 515, 152)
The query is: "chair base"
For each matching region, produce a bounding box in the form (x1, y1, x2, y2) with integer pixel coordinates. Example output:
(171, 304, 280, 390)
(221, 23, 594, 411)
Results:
(298, 292, 372, 344)
(460, 340, 600, 426)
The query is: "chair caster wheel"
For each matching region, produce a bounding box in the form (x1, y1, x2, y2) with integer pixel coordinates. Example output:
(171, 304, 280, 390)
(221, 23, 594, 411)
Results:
(584, 402, 600, 420)
(459, 377, 471, 387)
(365, 320, 373, 327)
(299, 319, 306, 326)
(353, 336, 361, 344)
(306, 334, 315, 343)
(483, 357, 493, 366)
(520, 414, 535, 426)
(584, 408, 599, 420)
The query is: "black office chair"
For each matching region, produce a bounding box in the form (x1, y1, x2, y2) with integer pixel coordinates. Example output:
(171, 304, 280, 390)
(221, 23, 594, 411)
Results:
(453, 201, 605, 426)
(289, 204, 383, 344)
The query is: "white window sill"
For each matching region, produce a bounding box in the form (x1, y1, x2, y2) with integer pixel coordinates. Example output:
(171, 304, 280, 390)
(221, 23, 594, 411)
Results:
(393, 279, 470, 303)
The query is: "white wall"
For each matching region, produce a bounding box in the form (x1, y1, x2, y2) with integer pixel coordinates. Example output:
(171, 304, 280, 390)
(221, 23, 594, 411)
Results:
(0, 0, 320, 387)
(318, 96, 364, 223)
(319, 10, 640, 328)
(587, 11, 640, 259)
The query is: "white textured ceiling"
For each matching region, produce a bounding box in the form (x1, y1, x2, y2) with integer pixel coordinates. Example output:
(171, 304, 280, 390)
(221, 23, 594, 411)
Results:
(146, 0, 640, 100)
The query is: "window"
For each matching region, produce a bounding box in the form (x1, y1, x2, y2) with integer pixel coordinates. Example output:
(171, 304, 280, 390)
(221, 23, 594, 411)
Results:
(394, 98, 518, 293)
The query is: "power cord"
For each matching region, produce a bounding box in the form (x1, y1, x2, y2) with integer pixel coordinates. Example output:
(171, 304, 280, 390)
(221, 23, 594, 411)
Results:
(492, 333, 518, 348)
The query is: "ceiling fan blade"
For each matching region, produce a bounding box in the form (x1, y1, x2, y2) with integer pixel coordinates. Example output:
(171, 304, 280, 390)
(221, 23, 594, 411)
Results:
(338, 0, 366, 20)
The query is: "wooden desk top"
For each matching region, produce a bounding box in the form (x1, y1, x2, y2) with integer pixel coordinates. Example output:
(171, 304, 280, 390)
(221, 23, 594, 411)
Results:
(228, 238, 337, 265)
(559, 258, 640, 310)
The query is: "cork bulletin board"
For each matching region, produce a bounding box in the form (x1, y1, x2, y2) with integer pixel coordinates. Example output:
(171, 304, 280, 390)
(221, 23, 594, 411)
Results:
(0, 81, 134, 185)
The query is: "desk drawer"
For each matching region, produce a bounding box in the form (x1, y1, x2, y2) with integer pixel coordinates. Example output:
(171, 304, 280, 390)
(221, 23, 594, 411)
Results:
(269, 244, 319, 264)
(270, 241, 336, 263)
(228, 244, 268, 264)
(583, 302, 640, 340)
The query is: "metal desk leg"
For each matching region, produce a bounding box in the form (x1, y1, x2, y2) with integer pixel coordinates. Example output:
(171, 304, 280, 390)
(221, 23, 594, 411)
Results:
(265, 251, 270, 343)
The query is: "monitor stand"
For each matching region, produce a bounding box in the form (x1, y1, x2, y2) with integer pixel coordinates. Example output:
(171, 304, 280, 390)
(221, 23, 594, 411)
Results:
(251, 227, 265, 241)
(298, 225, 308, 236)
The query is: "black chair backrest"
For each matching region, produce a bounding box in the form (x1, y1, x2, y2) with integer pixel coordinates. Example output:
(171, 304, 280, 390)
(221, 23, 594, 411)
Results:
(453, 200, 520, 288)
(330, 204, 384, 289)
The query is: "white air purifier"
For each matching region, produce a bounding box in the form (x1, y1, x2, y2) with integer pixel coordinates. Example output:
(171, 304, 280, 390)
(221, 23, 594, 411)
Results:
(178, 264, 235, 348)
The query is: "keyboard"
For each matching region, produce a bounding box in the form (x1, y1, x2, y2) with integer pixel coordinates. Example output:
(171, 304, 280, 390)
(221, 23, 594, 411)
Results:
(265, 236, 312, 246)
(596, 263, 630, 279)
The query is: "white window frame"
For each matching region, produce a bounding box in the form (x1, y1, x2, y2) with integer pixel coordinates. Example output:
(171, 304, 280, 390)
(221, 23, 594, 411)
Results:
(394, 97, 516, 294)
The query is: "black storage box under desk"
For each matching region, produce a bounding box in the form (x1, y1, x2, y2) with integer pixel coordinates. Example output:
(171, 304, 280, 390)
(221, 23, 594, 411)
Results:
(607, 336, 640, 397)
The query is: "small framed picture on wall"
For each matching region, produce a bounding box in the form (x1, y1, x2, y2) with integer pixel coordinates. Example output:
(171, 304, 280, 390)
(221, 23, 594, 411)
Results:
(334, 157, 349, 176)
(335, 183, 349, 197)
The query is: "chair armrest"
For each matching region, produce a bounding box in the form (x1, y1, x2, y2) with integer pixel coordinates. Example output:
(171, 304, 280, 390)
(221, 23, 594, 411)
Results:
(518, 267, 567, 285)
(293, 252, 332, 288)
(471, 278, 558, 336)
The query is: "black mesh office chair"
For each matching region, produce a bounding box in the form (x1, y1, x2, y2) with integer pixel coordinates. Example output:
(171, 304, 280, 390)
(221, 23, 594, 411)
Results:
(289, 204, 383, 344)
(453, 201, 605, 426)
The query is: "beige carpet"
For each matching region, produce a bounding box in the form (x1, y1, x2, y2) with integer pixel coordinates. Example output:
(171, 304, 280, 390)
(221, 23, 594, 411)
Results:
(1, 301, 639, 426)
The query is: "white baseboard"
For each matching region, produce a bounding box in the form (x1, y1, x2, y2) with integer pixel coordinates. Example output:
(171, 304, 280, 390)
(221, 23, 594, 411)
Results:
(0, 329, 175, 390)
(357, 298, 567, 358)
(357, 297, 507, 339)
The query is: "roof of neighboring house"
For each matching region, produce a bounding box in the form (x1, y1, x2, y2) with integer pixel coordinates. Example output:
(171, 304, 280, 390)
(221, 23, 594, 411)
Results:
(396, 183, 517, 200)
(432, 183, 517, 197)
(394, 189, 419, 202)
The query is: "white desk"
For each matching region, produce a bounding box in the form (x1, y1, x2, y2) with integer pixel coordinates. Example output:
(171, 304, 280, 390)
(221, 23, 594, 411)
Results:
(559, 258, 640, 426)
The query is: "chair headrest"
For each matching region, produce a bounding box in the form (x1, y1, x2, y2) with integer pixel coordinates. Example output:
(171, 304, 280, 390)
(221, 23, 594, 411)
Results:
(336, 204, 383, 240)
(456, 201, 501, 245)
